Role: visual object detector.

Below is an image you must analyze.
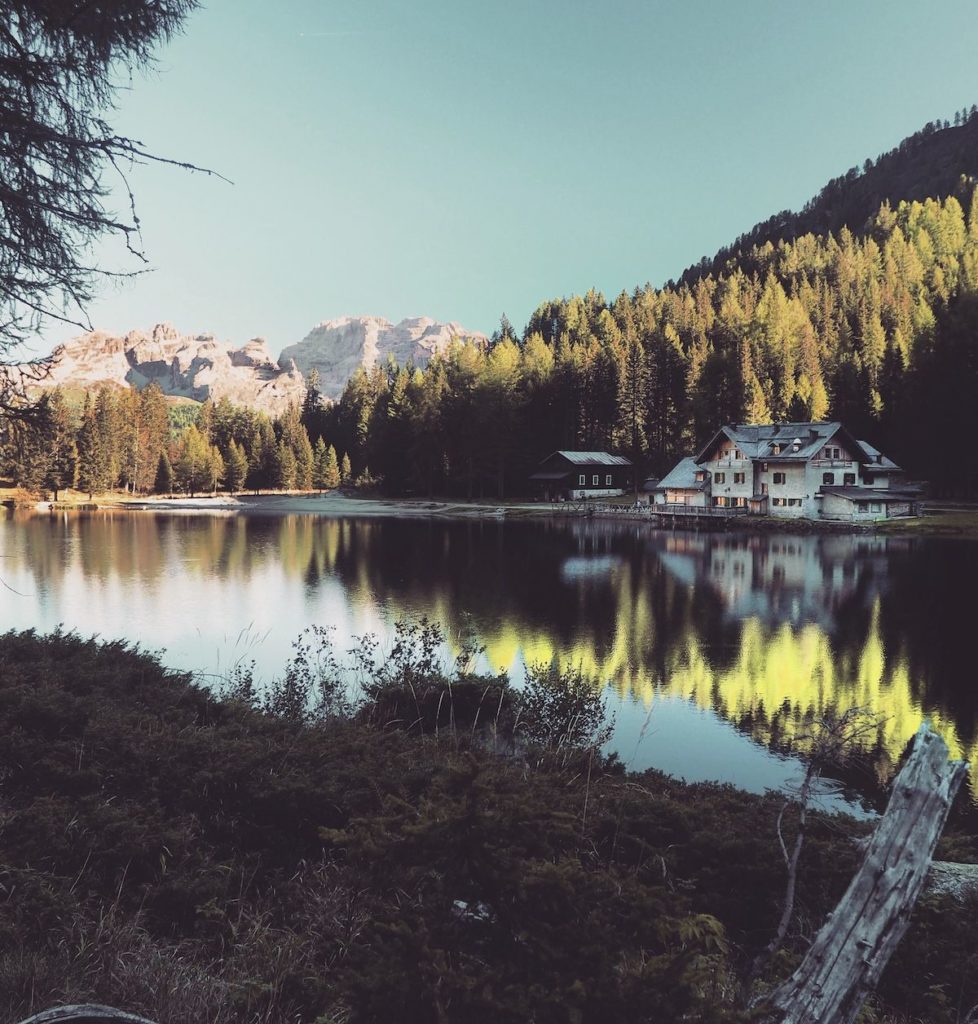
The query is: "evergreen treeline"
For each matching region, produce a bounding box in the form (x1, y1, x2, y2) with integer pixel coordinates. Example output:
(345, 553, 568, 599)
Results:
(1, 376, 353, 498)
(318, 184, 978, 497)
(9, 158, 978, 500)
(682, 106, 978, 284)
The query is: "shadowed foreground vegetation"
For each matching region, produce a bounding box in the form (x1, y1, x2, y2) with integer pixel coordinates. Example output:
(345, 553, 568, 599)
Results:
(0, 630, 976, 1023)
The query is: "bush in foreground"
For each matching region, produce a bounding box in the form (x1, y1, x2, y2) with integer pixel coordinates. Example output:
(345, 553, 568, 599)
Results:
(0, 629, 975, 1023)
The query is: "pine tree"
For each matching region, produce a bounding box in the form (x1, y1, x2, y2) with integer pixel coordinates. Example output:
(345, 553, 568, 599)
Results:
(175, 425, 211, 497)
(312, 437, 329, 491)
(322, 445, 340, 489)
(154, 451, 175, 495)
(274, 440, 297, 490)
(340, 451, 351, 485)
(225, 439, 248, 492)
(43, 390, 77, 500)
(76, 394, 109, 498)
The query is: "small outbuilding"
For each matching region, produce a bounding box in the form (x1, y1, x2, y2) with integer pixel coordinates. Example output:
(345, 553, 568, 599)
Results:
(651, 457, 708, 507)
(529, 450, 634, 501)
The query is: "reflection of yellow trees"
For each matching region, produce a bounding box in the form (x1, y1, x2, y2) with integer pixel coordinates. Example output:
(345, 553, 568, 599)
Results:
(476, 598, 978, 796)
(5, 511, 971, 795)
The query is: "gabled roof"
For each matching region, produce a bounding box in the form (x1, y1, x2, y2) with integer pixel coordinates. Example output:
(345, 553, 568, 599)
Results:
(655, 457, 706, 491)
(857, 440, 902, 472)
(548, 450, 633, 466)
(695, 422, 874, 464)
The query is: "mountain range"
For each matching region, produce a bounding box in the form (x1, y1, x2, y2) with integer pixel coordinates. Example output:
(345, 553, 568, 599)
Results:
(32, 316, 488, 414)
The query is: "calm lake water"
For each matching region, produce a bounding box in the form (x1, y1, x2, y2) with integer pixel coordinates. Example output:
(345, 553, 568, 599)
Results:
(2, 509, 974, 808)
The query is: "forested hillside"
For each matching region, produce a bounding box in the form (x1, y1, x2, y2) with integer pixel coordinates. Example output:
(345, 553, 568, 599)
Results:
(321, 177, 978, 497)
(682, 106, 978, 284)
(7, 112, 978, 499)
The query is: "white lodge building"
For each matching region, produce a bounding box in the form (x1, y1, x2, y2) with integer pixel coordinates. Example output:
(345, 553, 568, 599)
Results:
(654, 422, 921, 521)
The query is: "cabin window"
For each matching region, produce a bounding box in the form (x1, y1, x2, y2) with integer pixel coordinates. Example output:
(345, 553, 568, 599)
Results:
(772, 497, 786, 506)
(578, 474, 586, 485)
(823, 472, 834, 484)
(844, 472, 855, 485)
(734, 497, 746, 507)
(592, 475, 599, 486)
(870, 502, 882, 513)
(734, 472, 745, 484)
(735, 448, 743, 459)
(714, 472, 725, 483)
(773, 472, 786, 484)
(605, 474, 612, 485)
(857, 501, 867, 510)
(863, 473, 874, 484)
(772, 444, 782, 455)
(788, 498, 801, 507)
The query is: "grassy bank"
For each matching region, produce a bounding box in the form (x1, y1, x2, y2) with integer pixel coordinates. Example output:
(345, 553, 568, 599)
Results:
(1, 631, 977, 1023)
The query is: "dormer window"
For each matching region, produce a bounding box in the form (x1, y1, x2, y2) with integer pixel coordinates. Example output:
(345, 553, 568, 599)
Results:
(772, 444, 781, 455)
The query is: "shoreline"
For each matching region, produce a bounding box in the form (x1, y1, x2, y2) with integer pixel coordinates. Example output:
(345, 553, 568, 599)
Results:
(6, 489, 978, 536)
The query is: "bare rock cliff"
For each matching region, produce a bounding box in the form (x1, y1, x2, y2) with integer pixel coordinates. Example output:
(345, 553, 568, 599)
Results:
(38, 324, 307, 415)
(279, 316, 488, 399)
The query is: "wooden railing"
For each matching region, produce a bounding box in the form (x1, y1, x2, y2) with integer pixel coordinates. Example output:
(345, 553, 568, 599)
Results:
(652, 503, 748, 518)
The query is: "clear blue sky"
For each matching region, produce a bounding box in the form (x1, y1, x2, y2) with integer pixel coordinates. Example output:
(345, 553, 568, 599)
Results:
(53, 0, 978, 356)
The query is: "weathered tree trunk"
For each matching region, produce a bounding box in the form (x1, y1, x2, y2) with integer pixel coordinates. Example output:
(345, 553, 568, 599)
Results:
(760, 721, 968, 1024)
(15, 1008, 159, 1024)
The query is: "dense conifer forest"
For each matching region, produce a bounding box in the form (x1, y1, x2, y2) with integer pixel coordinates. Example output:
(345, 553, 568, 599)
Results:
(6, 112, 978, 499)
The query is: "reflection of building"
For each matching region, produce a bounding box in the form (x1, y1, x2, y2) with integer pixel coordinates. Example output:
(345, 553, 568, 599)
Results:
(529, 450, 634, 501)
(653, 532, 900, 629)
(656, 422, 921, 520)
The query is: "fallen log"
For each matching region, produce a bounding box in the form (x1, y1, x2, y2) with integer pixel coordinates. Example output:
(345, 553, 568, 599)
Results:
(760, 720, 969, 1024)
(14, 1007, 160, 1024)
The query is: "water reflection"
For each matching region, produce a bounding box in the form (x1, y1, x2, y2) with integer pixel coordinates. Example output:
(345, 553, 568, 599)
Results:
(1, 510, 973, 800)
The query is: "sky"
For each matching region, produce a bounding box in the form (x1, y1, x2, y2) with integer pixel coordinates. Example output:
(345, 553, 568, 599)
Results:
(42, 0, 978, 358)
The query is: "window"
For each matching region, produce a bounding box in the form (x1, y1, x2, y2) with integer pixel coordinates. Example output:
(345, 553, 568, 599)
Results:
(772, 444, 782, 455)
(870, 502, 882, 513)
(605, 474, 612, 485)
(773, 472, 786, 484)
(772, 497, 786, 506)
(863, 473, 874, 484)
(734, 448, 743, 460)
(788, 498, 802, 507)
(592, 475, 599, 486)
(714, 472, 725, 483)
(734, 496, 746, 507)
(578, 474, 585, 485)
(843, 473, 855, 485)
(733, 472, 745, 484)
(823, 472, 834, 484)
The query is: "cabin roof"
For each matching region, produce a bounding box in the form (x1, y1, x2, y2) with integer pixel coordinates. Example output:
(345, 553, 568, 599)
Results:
(551, 450, 633, 466)
(655, 457, 706, 491)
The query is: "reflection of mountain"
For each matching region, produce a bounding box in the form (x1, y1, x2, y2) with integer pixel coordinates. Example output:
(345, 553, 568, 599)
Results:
(2, 512, 975, 795)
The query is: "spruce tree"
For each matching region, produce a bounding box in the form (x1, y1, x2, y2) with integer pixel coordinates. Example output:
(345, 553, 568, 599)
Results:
(154, 451, 175, 495)
(76, 395, 109, 498)
(312, 437, 329, 491)
(225, 439, 249, 493)
(324, 445, 340, 489)
(340, 451, 351, 485)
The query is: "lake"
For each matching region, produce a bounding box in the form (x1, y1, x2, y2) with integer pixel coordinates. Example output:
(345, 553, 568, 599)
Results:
(2, 508, 974, 809)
